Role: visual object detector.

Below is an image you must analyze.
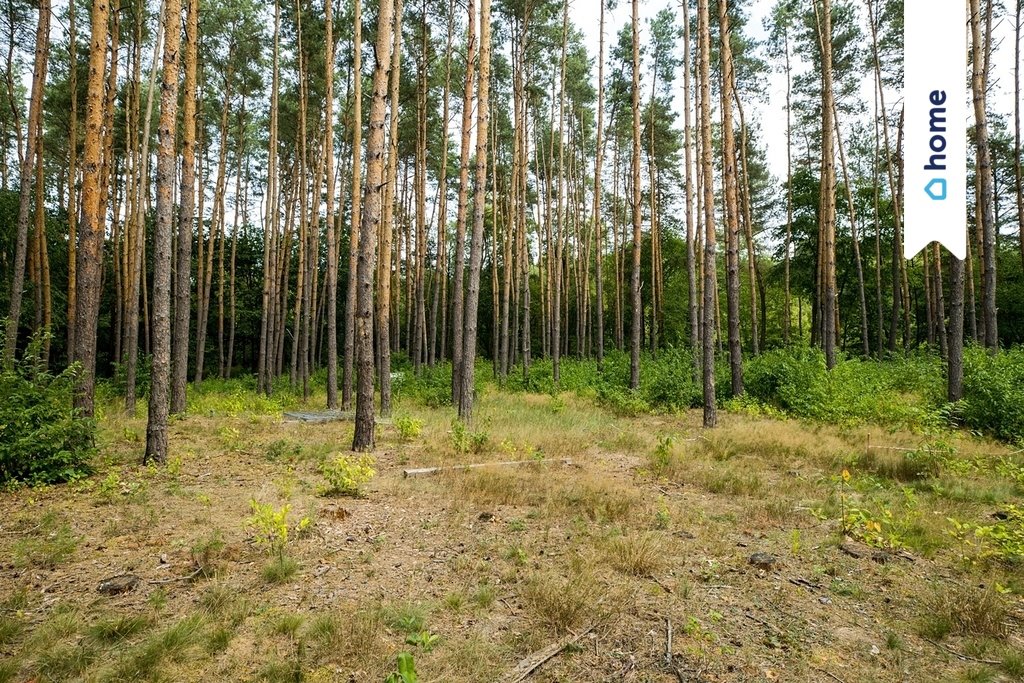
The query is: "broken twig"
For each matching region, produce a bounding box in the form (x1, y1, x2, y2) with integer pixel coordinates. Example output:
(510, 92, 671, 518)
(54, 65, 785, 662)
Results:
(500, 624, 595, 682)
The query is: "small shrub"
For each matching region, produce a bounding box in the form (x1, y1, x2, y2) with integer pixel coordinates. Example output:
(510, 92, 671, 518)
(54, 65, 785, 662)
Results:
(0, 332, 94, 485)
(450, 420, 489, 454)
(522, 570, 597, 633)
(246, 501, 291, 555)
(319, 454, 375, 496)
(395, 416, 423, 441)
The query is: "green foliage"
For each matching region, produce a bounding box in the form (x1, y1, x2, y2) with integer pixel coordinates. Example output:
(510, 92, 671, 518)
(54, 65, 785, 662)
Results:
(318, 454, 375, 496)
(0, 332, 94, 485)
(450, 420, 489, 454)
(745, 348, 944, 429)
(404, 630, 440, 652)
(949, 505, 1024, 565)
(246, 501, 291, 556)
(384, 652, 418, 683)
(394, 416, 423, 441)
(959, 347, 1024, 442)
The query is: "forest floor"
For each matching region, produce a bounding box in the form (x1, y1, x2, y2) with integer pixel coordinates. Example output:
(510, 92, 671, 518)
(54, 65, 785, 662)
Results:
(2, 380, 1024, 682)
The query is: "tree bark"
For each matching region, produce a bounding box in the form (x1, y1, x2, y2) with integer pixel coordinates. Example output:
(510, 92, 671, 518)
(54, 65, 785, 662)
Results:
(71, 0, 112, 416)
(697, 0, 716, 428)
(970, 0, 997, 350)
(353, 0, 396, 451)
(719, 0, 744, 392)
(343, 0, 363, 410)
(145, 0, 182, 465)
(628, 0, 642, 391)
(458, 0, 492, 422)
(451, 0, 477, 406)
(4, 0, 50, 365)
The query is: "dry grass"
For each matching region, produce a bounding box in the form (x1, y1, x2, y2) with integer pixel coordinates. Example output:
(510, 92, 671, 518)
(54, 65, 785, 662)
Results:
(605, 532, 667, 577)
(521, 569, 600, 634)
(918, 584, 1010, 640)
(2, 381, 1023, 682)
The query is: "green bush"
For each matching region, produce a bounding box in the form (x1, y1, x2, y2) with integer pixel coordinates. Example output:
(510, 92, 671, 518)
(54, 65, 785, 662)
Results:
(0, 333, 94, 485)
(959, 347, 1024, 443)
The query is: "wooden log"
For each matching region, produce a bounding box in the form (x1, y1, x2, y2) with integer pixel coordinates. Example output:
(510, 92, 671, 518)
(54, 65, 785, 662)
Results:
(402, 458, 573, 478)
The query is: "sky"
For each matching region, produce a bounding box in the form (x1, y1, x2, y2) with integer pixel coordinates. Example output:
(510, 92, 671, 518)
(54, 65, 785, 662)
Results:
(570, 0, 1021, 182)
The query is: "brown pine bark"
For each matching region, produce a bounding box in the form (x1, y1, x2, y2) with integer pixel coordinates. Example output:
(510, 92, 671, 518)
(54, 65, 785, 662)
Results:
(66, 0, 79, 357)
(697, 0, 716, 428)
(971, 0, 998, 350)
(145, 0, 182, 464)
(451, 0, 477, 406)
(324, 0, 338, 408)
(457, 0, 492, 422)
(628, 0, 641, 391)
(719, 0, 743, 392)
(377, 0, 404, 418)
(353, 0, 396, 451)
(593, 0, 606, 369)
(71, 0, 112, 416)
(258, 0, 281, 395)
(818, 0, 838, 368)
(428, 1, 454, 366)
(126, 5, 164, 413)
(343, 0, 362, 410)
(171, 0, 199, 412)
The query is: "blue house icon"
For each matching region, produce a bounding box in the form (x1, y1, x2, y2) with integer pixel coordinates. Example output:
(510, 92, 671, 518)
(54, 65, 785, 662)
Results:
(925, 178, 947, 201)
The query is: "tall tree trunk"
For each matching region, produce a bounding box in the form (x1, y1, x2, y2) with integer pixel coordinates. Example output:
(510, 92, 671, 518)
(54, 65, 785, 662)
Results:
(343, 0, 362, 410)
(4, 0, 49, 365)
(451, 0, 477, 405)
(971, 0, 997, 350)
(457, 0, 491, 422)
(682, 2, 699, 377)
(324, 0, 338, 409)
(628, 0, 641, 391)
(429, 1, 454, 367)
(377, 0, 404, 417)
(353, 0, 396, 451)
(720, 0, 744, 392)
(145, 0, 182, 465)
(697, 0, 716, 428)
(948, 255, 965, 401)
(66, 0, 79, 357)
(258, 0, 281, 395)
(71, 0, 112, 416)
(172, 0, 199, 412)
(818, 0, 838, 369)
(593, 0, 606, 370)
(1015, 0, 1023, 271)
(126, 2, 164, 413)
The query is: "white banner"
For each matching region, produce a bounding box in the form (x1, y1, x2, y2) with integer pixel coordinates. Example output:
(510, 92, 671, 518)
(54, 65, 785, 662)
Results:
(903, 0, 967, 260)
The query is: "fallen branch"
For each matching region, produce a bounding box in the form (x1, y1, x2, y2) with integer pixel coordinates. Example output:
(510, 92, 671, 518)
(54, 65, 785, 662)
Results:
(921, 637, 1002, 665)
(147, 566, 204, 585)
(500, 623, 595, 682)
(812, 668, 847, 683)
(403, 458, 573, 478)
